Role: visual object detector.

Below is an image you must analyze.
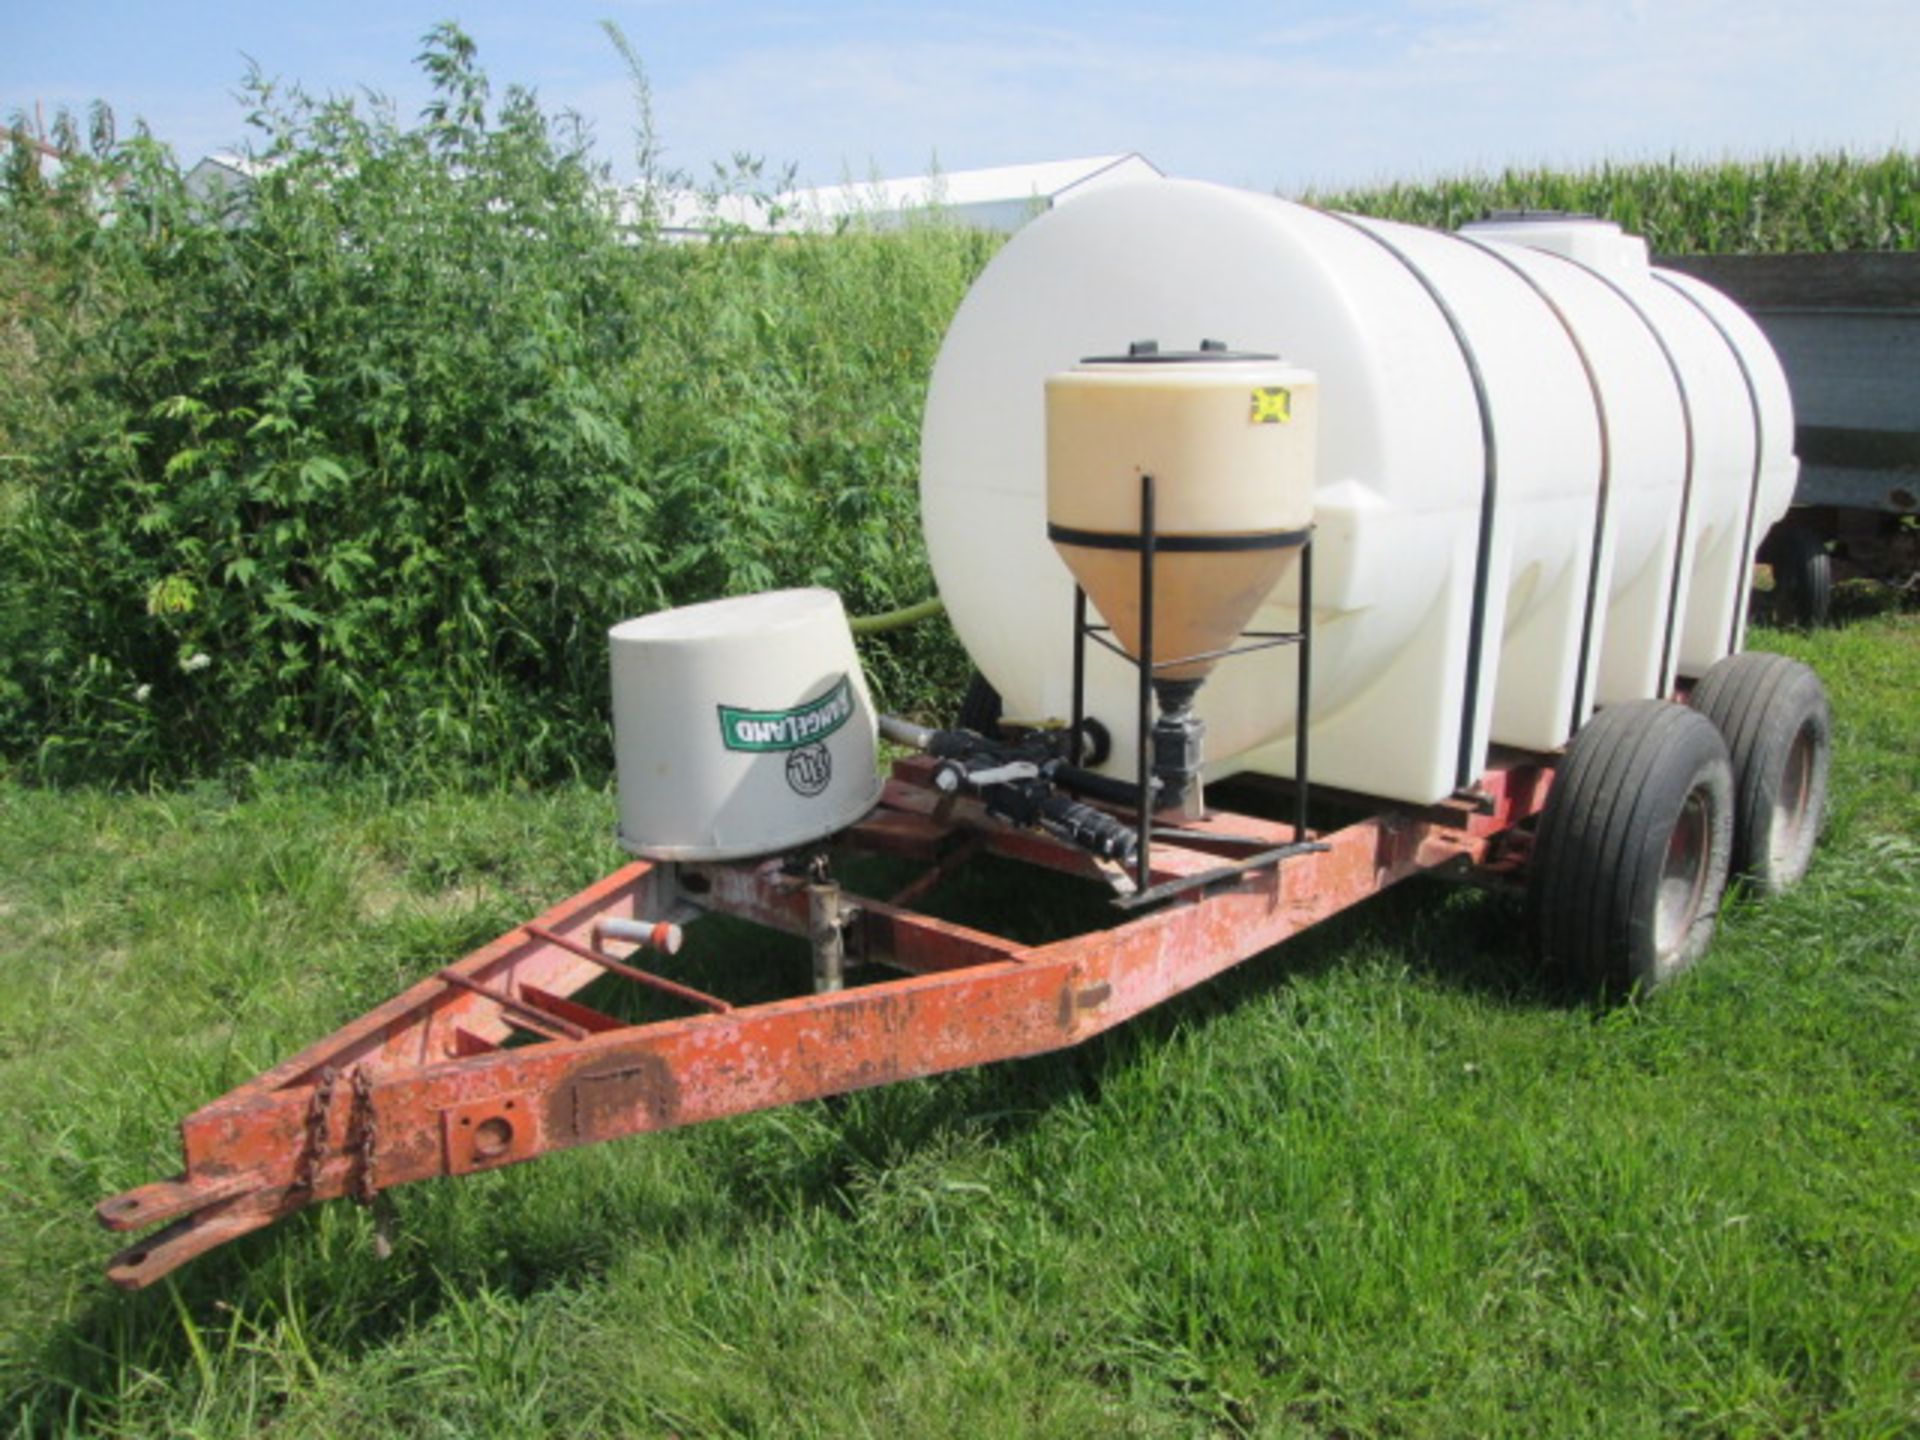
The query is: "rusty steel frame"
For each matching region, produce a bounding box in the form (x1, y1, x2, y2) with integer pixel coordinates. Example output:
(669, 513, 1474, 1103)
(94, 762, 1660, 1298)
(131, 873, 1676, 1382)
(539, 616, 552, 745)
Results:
(96, 755, 1551, 1289)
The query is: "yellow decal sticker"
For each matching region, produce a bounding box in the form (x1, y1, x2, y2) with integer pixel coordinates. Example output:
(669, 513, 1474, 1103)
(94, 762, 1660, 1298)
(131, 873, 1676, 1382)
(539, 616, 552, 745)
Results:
(1251, 387, 1292, 424)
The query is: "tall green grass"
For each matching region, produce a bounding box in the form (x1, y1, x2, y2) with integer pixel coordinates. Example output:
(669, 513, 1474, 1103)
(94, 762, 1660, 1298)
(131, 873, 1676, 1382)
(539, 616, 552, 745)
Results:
(0, 615, 1913, 1436)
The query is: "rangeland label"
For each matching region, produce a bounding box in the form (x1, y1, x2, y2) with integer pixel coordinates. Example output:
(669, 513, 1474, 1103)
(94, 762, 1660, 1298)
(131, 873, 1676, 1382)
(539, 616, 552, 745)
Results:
(717, 676, 855, 753)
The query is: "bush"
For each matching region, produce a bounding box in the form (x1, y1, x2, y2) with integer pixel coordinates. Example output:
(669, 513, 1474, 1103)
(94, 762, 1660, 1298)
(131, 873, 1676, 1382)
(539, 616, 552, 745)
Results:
(0, 27, 989, 785)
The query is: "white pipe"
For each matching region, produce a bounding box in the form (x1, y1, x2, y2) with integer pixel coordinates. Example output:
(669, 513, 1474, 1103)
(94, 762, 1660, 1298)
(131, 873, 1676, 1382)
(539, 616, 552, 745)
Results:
(879, 714, 938, 749)
(595, 917, 685, 955)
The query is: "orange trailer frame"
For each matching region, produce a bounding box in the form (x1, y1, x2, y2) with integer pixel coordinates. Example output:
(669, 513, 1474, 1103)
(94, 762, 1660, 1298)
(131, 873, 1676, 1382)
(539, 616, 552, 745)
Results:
(97, 754, 1550, 1289)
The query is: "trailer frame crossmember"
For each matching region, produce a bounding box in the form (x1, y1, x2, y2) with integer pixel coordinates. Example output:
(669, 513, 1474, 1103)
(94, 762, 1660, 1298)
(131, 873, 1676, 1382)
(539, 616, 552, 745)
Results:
(97, 754, 1550, 1289)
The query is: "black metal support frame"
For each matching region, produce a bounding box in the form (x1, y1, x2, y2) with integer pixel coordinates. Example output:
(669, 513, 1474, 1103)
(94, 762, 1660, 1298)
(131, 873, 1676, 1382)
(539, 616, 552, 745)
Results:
(1065, 472, 1316, 897)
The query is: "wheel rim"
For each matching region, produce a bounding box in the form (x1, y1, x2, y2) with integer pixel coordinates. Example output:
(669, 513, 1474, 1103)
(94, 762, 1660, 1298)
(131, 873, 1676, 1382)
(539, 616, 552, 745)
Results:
(1654, 785, 1714, 971)
(1769, 721, 1818, 873)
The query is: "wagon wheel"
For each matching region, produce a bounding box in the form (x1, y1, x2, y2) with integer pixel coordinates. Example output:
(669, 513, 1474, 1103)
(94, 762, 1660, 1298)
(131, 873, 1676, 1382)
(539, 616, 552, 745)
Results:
(1529, 700, 1734, 992)
(1763, 522, 1832, 628)
(1686, 652, 1831, 896)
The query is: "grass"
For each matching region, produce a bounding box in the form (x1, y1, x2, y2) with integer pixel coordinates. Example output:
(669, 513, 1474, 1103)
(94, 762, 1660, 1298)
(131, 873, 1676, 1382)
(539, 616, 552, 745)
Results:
(1, 612, 1916, 1438)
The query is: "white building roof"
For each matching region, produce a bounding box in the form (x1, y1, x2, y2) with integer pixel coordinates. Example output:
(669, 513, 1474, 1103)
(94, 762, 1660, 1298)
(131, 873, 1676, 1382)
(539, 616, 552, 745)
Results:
(184, 152, 278, 214)
(653, 152, 1162, 239)
(649, 188, 774, 237)
(794, 153, 1160, 223)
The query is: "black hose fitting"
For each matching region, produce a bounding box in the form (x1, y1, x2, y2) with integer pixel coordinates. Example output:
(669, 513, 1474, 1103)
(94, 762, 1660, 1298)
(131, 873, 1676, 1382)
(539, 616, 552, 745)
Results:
(888, 720, 1141, 866)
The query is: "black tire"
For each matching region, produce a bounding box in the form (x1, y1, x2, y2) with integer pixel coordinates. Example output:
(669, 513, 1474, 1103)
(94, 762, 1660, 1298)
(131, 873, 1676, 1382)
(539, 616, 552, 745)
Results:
(1686, 653, 1830, 896)
(1767, 523, 1832, 628)
(1530, 700, 1734, 992)
(955, 671, 1003, 736)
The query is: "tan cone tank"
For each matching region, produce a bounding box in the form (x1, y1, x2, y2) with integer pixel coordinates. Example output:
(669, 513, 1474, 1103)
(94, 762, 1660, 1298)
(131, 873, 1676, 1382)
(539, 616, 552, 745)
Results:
(1045, 345, 1318, 683)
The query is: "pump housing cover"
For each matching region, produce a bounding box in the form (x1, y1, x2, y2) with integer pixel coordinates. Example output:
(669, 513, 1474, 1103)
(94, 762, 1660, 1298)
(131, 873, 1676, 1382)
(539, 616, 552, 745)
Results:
(609, 589, 883, 860)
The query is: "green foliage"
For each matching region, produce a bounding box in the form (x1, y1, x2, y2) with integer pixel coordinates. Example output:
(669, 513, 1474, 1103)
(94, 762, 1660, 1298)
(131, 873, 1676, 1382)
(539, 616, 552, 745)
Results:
(0, 27, 988, 785)
(1305, 150, 1920, 252)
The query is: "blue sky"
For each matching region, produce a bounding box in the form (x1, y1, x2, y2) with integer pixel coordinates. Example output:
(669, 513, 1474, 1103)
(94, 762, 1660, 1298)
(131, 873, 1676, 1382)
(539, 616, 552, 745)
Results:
(6, 1, 1916, 193)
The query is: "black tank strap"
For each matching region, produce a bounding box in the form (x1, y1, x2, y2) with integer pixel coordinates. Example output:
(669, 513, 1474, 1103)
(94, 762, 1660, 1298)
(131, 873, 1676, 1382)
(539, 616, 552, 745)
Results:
(1324, 212, 1498, 790)
(1452, 233, 1611, 733)
(1651, 272, 1768, 657)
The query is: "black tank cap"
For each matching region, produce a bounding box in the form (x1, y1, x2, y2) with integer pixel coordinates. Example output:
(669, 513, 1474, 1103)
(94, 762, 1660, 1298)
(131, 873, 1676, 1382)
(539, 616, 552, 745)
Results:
(1080, 338, 1281, 364)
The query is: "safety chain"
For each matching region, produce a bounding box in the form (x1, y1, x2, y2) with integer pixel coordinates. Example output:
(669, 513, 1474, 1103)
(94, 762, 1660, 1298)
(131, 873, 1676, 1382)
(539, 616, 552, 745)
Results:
(292, 1065, 338, 1192)
(348, 1065, 379, 1207)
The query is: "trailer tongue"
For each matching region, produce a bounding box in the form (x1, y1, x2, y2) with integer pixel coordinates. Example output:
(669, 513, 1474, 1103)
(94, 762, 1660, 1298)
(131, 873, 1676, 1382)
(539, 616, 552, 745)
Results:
(98, 753, 1549, 1289)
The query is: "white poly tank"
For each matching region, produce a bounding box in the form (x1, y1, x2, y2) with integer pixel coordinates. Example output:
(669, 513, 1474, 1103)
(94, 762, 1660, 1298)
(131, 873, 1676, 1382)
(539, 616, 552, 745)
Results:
(920, 181, 1797, 805)
(609, 589, 883, 860)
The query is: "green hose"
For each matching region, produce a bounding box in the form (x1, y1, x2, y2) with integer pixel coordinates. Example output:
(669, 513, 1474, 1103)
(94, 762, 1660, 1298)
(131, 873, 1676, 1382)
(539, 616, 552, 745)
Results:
(849, 595, 945, 636)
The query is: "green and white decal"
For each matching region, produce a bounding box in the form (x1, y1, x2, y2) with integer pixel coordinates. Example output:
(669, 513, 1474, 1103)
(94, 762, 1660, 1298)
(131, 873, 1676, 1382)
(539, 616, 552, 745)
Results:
(717, 676, 855, 753)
